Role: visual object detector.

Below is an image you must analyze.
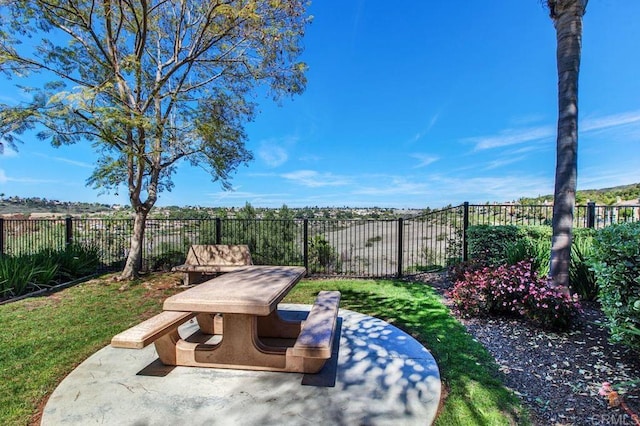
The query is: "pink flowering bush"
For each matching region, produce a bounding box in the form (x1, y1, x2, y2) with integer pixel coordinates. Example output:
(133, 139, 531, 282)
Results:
(449, 260, 580, 330)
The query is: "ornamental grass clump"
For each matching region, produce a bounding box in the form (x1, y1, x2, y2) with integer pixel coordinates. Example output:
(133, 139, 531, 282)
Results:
(449, 260, 580, 330)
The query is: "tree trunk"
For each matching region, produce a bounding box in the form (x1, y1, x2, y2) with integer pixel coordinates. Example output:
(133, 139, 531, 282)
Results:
(548, 0, 586, 295)
(120, 208, 148, 280)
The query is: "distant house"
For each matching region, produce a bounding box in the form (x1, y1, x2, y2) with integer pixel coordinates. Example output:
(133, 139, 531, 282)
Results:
(612, 198, 640, 222)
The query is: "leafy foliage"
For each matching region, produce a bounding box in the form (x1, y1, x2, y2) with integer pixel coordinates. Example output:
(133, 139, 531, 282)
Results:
(149, 243, 187, 272)
(308, 235, 340, 273)
(0, 0, 310, 278)
(590, 222, 640, 351)
(467, 225, 521, 266)
(0, 244, 100, 299)
(469, 225, 598, 300)
(449, 261, 581, 330)
(216, 203, 302, 266)
(569, 236, 598, 301)
(0, 255, 56, 297)
(505, 238, 551, 276)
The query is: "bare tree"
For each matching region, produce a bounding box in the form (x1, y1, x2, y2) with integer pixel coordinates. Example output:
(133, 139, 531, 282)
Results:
(0, 0, 309, 279)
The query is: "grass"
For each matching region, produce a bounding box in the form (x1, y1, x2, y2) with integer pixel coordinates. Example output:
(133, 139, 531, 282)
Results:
(0, 273, 529, 425)
(285, 279, 529, 425)
(0, 275, 182, 425)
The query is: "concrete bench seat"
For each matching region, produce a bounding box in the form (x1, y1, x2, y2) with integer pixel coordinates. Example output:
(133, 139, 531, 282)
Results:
(291, 290, 341, 360)
(171, 245, 253, 285)
(111, 311, 196, 349)
(110, 268, 339, 374)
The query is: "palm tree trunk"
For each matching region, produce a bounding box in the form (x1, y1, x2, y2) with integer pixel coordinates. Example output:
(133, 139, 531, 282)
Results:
(548, 0, 587, 294)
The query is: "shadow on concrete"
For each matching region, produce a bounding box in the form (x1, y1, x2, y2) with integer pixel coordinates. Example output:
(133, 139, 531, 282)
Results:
(42, 305, 440, 426)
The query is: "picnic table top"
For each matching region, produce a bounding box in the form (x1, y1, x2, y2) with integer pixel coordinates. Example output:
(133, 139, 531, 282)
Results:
(163, 265, 307, 316)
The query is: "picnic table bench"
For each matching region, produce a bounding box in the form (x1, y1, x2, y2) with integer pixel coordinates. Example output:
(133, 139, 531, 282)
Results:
(111, 266, 341, 374)
(171, 244, 253, 285)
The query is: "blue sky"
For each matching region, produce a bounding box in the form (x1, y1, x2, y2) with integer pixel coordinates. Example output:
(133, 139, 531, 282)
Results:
(1, 0, 639, 209)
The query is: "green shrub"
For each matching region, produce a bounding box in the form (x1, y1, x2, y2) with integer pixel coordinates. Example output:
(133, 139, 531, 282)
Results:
(467, 225, 520, 266)
(0, 244, 100, 299)
(590, 222, 640, 351)
(308, 235, 339, 273)
(519, 225, 552, 242)
(365, 236, 382, 247)
(149, 242, 186, 272)
(55, 243, 101, 279)
(150, 250, 186, 272)
(469, 225, 597, 301)
(445, 228, 463, 266)
(467, 225, 546, 266)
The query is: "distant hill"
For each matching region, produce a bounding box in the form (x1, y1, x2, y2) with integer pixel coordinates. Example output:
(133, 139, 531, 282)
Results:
(519, 183, 640, 205)
(2, 183, 639, 216)
(0, 196, 117, 216)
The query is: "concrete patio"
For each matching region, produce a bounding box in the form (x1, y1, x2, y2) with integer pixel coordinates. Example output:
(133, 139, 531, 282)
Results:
(42, 305, 441, 425)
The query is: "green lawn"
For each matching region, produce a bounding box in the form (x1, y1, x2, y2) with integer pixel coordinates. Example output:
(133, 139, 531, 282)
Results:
(0, 274, 529, 425)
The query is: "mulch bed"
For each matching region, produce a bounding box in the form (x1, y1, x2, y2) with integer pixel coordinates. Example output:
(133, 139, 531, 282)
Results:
(411, 272, 640, 426)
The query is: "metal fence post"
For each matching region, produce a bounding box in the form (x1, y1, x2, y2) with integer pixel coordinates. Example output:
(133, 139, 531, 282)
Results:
(463, 202, 469, 262)
(0, 218, 4, 255)
(65, 216, 73, 246)
(587, 202, 596, 228)
(397, 218, 404, 277)
(303, 219, 309, 274)
(215, 218, 222, 244)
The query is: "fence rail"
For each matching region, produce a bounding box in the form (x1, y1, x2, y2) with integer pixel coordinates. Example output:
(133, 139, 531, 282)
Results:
(1, 202, 638, 277)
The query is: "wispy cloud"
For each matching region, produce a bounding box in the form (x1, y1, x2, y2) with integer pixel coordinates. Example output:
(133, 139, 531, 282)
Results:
(410, 153, 439, 169)
(53, 156, 93, 168)
(258, 146, 288, 168)
(257, 136, 299, 168)
(33, 153, 93, 168)
(465, 110, 640, 152)
(299, 154, 322, 163)
(427, 174, 553, 203)
(207, 188, 292, 204)
(484, 155, 527, 170)
(427, 113, 440, 132)
(577, 167, 640, 191)
(353, 177, 430, 197)
(407, 113, 440, 144)
(466, 125, 554, 151)
(346, 173, 553, 207)
(582, 111, 640, 132)
(0, 168, 60, 184)
(408, 132, 425, 145)
(510, 114, 547, 126)
(281, 170, 350, 187)
(510, 144, 550, 155)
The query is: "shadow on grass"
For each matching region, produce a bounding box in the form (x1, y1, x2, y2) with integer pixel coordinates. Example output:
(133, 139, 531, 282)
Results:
(298, 279, 529, 425)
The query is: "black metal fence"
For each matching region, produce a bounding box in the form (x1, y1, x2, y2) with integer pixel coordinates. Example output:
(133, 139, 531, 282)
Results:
(465, 202, 640, 228)
(1, 202, 638, 277)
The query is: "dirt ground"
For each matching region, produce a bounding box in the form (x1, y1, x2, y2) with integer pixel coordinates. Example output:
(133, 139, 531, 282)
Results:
(414, 271, 640, 426)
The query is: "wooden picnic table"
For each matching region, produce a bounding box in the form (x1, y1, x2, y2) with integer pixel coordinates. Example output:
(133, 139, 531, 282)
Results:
(112, 265, 341, 374)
